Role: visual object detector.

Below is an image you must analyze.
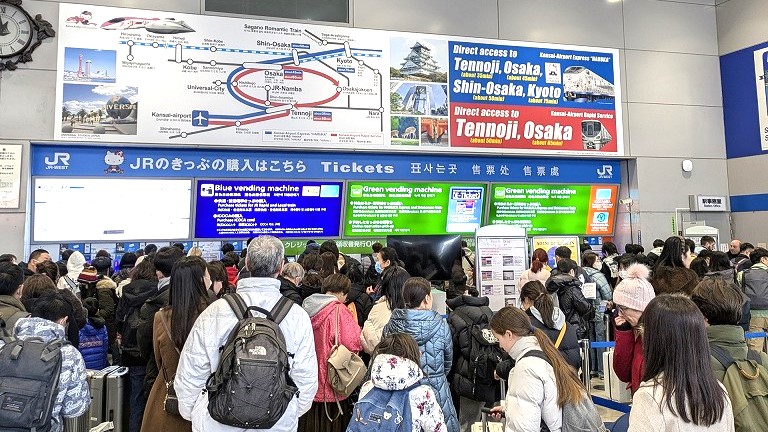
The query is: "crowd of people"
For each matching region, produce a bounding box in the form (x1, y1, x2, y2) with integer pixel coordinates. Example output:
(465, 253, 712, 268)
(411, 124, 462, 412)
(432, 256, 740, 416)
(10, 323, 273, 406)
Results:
(0, 233, 765, 432)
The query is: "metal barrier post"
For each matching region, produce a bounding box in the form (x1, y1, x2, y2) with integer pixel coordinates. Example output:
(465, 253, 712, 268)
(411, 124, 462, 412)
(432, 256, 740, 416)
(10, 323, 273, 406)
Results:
(580, 339, 591, 395)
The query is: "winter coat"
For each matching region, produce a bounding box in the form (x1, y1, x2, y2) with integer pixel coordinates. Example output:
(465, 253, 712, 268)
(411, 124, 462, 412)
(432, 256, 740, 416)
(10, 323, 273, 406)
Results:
(1, 318, 90, 432)
(504, 336, 562, 432)
(707, 324, 768, 382)
(738, 262, 768, 310)
(78, 316, 109, 370)
(116, 278, 156, 366)
(613, 324, 644, 395)
(0, 295, 29, 333)
(582, 267, 612, 322)
(57, 251, 86, 294)
(112, 268, 132, 287)
(276, 275, 302, 305)
(361, 297, 392, 354)
(545, 273, 593, 338)
(346, 283, 374, 328)
(446, 295, 498, 403)
(601, 254, 620, 288)
(359, 354, 447, 432)
(95, 281, 118, 344)
(518, 268, 551, 289)
(24, 289, 87, 346)
(303, 294, 362, 402)
(141, 309, 192, 432)
(704, 269, 751, 332)
(629, 381, 734, 432)
(139, 279, 170, 393)
(528, 307, 581, 370)
(384, 309, 459, 432)
(650, 266, 699, 296)
(225, 266, 238, 287)
(175, 277, 318, 432)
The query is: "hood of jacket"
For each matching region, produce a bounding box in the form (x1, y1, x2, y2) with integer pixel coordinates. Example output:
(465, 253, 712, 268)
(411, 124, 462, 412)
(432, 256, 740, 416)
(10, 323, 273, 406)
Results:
(89, 315, 107, 329)
(387, 308, 444, 343)
(369, 353, 424, 391)
(529, 306, 566, 330)
(706, 268, 735, 281)
(14, 317, 66, 343)
(66, 251, 86, 279)
(302, 293, 339, 318)
(121, 279, 158, 308)
(545, 273, 581, 295)
(707, 324, 746, 350)
(445, 294, 489, 310)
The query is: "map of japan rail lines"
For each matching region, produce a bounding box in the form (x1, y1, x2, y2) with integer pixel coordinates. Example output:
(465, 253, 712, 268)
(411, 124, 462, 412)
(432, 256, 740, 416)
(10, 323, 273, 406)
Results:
(55, 3, 623, 156)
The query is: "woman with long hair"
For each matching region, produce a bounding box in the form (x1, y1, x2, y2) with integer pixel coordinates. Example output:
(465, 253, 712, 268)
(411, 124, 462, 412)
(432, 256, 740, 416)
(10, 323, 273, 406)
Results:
(518, 248, 551, 287)
(651, 236, 699, 295)
(629, 294, 734, 431)
(206, 261, 233, 300)
(141, 257, 212, 432)
(301, 252, 324, 300)
(319, 251, 339, 279)
(360, 266, 409, 354)
(383, 277, 458, 432)
(519, 281, 580, 370)
(489, 307, 604, 431)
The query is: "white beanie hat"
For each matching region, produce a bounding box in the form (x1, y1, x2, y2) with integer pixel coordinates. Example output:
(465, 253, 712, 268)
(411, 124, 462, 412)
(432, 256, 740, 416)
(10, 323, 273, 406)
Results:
(613, 263, 655, 312)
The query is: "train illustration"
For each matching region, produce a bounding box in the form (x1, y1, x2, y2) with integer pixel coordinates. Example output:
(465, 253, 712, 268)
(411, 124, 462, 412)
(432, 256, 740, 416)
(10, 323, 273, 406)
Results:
(581, 120, 612, 150)
(563, 66, 615, 102)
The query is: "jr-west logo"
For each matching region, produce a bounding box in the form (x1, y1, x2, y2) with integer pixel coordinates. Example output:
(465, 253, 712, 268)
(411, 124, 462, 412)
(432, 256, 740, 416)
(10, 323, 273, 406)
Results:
(44, 153, 70, 170)
(597, 164, 613, 179)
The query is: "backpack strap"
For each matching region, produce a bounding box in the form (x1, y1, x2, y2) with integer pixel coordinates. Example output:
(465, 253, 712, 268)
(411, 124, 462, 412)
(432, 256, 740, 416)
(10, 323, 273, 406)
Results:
(554, 322, 567, 349)
(270, 296, 294, 325)
(710, 344, 736, 370)
(747, 349, 763, 364)
(224, 293, 248, 320)
(463, 254, 475, 269)
(521, 349, 552, 366)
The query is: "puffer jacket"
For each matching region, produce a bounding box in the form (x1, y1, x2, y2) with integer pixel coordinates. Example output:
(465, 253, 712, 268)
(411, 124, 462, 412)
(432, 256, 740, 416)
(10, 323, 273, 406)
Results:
(545, 273, 593, 339)
(276, 275, 302, 305)
(115, 278, 156, 366)
(57, 251, 86, 295)
(78, 316, 109, 370)
(384, 309, 458, 432)
(582, 266, 613, 323)
(358, 354, 447, 432)
(504, 336, 562, 432)
(175, 277, 318, 432)
(302, 293, 362, 402)
(2, 318, 90, 432)
(529, 307, 580, 370)
(446, 295, 499, 403)
(518, 268, 551, 289)
(704, 269, 751, 332)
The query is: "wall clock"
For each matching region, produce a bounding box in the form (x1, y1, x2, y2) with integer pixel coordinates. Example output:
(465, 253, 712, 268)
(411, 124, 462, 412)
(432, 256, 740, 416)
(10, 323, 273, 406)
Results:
(0, 0, 54, 71)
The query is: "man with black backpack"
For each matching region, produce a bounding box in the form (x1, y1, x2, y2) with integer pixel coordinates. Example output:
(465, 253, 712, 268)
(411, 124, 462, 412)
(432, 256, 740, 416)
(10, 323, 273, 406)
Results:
(0, 291, 90, 432)
(176, 235, 318, 431)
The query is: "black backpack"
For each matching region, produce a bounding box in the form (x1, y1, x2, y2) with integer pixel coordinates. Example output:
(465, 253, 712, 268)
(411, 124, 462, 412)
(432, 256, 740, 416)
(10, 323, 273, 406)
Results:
(206, 294, 298, 429)
(0, 335, 68, 432)
(120, 306, 143, 360)
(454, 309, 504, 391)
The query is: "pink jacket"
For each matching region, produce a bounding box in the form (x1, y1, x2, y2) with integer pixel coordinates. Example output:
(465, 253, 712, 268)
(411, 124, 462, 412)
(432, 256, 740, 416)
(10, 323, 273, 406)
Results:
(303, 294, 362, 402)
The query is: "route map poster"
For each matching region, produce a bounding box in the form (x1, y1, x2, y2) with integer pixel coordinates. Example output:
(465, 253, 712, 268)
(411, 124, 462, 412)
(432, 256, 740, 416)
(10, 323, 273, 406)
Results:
(55, 3, 622, 156)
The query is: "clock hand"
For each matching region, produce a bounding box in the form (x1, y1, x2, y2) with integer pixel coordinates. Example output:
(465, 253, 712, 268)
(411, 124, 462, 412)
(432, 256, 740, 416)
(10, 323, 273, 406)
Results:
(0, 18, 9, 37)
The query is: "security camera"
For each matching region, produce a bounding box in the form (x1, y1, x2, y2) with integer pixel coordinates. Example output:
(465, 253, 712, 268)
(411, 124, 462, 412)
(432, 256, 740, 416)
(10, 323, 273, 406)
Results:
(619, 198, 633, 205)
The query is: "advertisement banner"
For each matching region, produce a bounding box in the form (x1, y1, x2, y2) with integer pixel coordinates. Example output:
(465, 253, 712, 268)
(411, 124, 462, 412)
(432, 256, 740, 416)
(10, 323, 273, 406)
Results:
(475, 233, 528, 310)
(54, 3, 622, 156)
(344, 181, 485, 237)
(0, 144, 23, 208)
(489, 184, 618, 235)
(531, 236, 581, 268)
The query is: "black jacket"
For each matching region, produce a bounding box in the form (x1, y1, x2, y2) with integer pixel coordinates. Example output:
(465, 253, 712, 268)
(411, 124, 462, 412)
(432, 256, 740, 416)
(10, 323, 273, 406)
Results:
(346, 283, 374, 328)
(138, 282, 169, 393)
(545, 273, 593, 339)
(277, 275, 302, 305)
(528, 309, 581, 370)
(446, 295, 500, 403)
(116, 279, 156, 366)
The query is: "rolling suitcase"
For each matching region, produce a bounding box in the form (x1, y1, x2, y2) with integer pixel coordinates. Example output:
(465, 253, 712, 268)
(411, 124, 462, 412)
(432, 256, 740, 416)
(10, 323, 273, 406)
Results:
(89, 366, 128, 432)
(603, 349, 631, 403)
(64, 371, 95, 432)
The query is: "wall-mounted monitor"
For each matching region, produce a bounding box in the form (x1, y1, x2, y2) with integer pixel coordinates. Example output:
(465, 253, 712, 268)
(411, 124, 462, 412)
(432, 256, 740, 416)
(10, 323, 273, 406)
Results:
(344, 182, 485, 237)
(386, 234, 462, 281)
(194, 180, 343, 238)
(488, 183, 619, 235)
(33, 178, 192, 242)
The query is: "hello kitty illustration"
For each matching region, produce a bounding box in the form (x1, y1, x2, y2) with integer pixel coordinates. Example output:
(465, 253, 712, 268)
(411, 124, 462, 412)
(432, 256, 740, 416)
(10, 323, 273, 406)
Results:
(104, 150, 125, 174)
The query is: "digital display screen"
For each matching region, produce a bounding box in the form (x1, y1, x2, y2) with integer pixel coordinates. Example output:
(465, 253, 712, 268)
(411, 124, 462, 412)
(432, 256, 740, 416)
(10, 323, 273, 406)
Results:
(194, 180, 343, 238)
(344, 182, 485, 236)
(33, 178, 191, 241)
(488, 183, 619, 235)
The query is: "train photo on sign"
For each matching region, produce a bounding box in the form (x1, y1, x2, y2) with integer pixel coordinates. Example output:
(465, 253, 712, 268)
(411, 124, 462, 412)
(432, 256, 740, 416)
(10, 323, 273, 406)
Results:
(562, 66, 615, 102)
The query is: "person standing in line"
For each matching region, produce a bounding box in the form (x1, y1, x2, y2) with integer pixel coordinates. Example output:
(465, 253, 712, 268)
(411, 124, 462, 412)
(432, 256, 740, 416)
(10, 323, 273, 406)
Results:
(518, 248, 552, 288)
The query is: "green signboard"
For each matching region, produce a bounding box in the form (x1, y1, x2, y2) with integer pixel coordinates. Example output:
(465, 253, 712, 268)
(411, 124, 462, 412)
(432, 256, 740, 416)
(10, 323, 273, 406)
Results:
(344, 182, 486, 236)
(488, 183, 619, 235)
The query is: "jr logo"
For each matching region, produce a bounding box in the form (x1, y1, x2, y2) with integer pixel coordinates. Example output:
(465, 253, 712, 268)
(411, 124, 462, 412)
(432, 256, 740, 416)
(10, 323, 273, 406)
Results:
(597, 165, 613, 178)
(44, 153, 70, 168)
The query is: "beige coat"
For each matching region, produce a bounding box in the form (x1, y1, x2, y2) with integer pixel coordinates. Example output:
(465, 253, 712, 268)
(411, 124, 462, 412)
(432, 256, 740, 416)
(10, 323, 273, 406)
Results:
(361, 297, 391, 354)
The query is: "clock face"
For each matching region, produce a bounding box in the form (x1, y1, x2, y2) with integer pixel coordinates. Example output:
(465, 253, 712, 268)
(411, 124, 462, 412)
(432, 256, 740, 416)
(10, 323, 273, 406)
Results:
(0, 3, 33, 58)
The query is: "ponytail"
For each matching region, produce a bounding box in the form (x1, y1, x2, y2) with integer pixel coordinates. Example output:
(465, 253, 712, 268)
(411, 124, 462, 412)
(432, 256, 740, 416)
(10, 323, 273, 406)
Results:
(531, 259, 543, 274)
(531, 328, 584, 407)
(530, 248, 549, 274)
(520, 281, 555, 328)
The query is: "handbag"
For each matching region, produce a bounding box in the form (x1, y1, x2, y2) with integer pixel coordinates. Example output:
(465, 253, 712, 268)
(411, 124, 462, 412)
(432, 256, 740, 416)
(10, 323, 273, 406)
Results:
(158, 310, 181, 416)
(325, 305, 367, 420)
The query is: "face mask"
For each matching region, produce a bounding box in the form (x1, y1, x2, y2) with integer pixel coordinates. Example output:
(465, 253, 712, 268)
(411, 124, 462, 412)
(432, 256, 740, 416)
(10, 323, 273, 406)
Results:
(375, 262, 383, 274)
(619, 270, 628, 280)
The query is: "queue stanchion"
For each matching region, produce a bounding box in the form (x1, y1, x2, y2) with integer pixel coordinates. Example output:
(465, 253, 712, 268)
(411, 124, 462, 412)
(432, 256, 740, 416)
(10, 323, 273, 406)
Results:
(580, 339, 591, 395)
